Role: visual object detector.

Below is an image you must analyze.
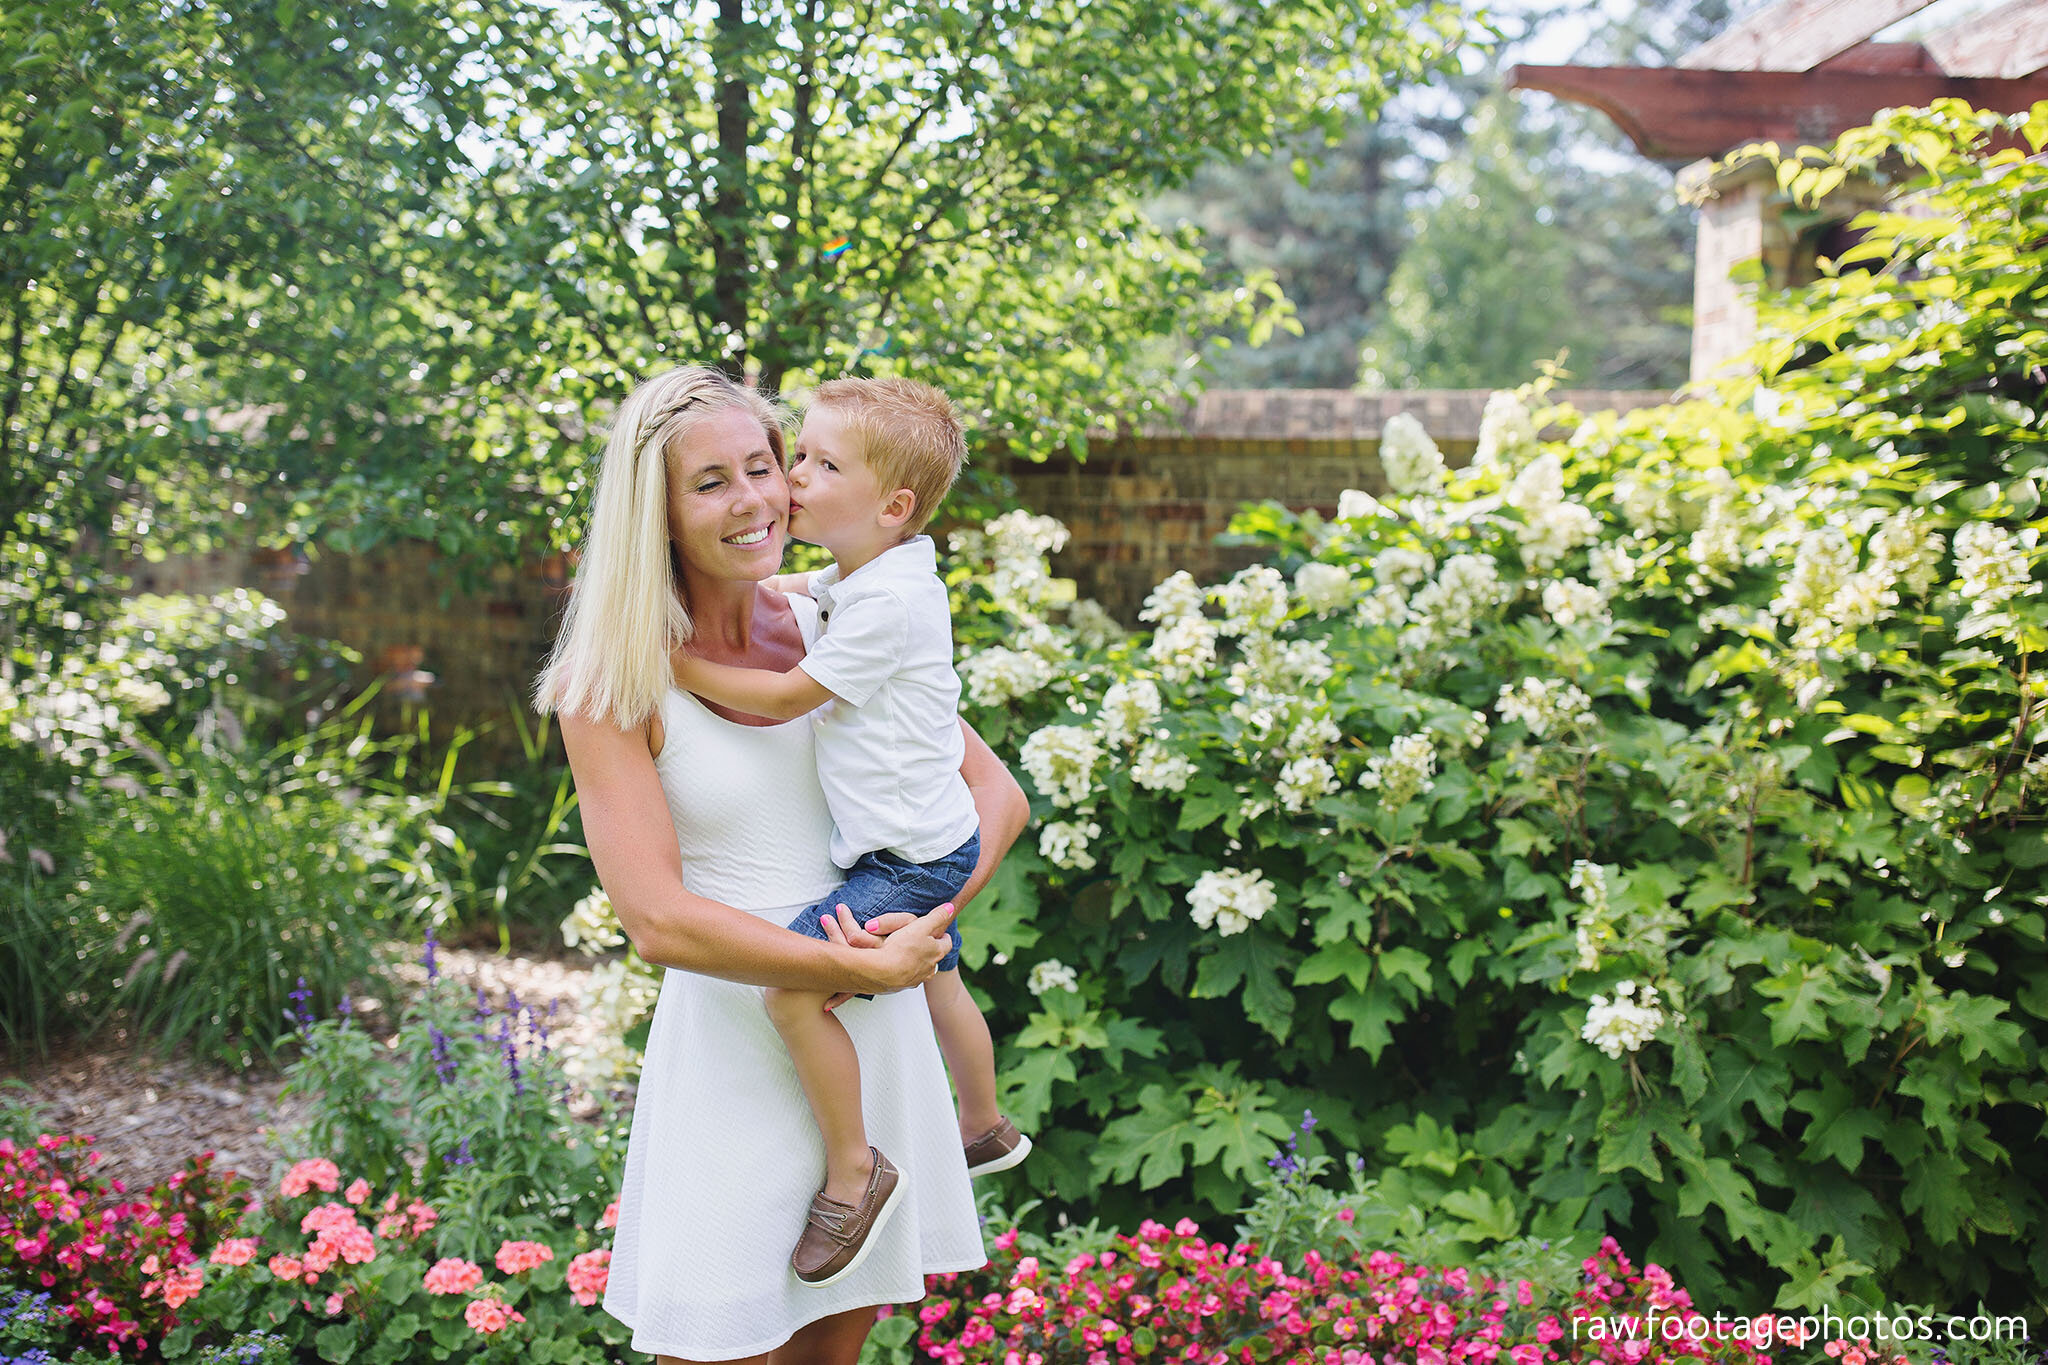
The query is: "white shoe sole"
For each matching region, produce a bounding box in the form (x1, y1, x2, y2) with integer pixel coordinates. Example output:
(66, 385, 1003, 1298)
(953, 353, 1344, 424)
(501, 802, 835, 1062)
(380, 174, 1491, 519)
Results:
(798, 1168, 906, 1289)
(967, 1131, 1032, 1178)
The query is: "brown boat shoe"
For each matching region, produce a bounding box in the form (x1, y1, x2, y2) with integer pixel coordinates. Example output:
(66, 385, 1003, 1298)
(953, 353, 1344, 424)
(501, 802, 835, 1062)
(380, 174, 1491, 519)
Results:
(963, 1118, 1033, 1177)
(791, 1146, 904, 1287)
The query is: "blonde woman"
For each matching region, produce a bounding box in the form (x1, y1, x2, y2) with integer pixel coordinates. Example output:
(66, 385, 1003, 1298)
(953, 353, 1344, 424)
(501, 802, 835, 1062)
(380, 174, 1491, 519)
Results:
(536, 366, 1026, 1365)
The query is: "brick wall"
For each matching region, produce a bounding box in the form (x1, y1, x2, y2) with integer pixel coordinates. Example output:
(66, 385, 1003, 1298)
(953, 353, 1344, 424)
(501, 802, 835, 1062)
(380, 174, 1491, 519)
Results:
(1001, 388, 1667, 618)
(131, 388, 1668, 732)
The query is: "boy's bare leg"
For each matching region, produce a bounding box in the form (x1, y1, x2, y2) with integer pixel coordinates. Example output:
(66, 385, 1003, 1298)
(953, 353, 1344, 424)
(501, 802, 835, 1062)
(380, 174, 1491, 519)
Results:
(764, 986, 875, 1205)
(923, 968, 1002, 1140)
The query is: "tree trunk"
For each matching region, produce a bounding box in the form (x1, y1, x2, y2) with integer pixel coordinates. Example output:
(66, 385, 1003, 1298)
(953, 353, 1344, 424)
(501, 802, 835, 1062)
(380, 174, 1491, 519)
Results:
(709, 0, 752, 377)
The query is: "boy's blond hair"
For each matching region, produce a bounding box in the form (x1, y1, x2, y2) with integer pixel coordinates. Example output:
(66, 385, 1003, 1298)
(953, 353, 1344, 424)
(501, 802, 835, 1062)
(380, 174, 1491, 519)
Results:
(808, 377, 965, 535)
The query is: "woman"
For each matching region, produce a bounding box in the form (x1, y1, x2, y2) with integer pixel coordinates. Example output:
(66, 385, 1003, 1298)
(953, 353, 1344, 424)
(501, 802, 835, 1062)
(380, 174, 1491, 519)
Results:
(535, 366, 1027, 1365)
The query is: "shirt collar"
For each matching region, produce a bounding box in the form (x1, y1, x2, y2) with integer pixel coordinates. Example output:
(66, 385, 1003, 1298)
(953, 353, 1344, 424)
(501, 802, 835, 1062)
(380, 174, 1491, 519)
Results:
(812, 535, 936, 614)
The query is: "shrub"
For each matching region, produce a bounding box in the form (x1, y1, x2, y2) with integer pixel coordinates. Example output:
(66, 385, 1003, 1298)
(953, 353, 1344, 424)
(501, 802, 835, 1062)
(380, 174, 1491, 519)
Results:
(0, 1134, 246, 1358)
(70, 707, 430, 1068)
(942, 103, 2048, 1307)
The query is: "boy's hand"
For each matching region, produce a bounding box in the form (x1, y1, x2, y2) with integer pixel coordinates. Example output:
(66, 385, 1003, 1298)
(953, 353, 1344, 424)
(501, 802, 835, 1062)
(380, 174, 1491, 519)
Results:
(767, 571, 814, 598)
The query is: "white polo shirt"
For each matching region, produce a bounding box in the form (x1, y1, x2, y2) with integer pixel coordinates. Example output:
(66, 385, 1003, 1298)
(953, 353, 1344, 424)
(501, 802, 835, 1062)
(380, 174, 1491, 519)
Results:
(797, 535, 980, 869)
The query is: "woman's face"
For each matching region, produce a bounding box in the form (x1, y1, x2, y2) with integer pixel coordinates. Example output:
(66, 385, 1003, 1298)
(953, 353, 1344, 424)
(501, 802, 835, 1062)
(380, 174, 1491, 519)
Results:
(665, 405, 790, 583)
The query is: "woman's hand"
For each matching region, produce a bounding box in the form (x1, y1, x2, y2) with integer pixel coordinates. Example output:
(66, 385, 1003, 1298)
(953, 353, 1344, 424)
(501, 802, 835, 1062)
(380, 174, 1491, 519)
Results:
(818, 901, 955, 1009)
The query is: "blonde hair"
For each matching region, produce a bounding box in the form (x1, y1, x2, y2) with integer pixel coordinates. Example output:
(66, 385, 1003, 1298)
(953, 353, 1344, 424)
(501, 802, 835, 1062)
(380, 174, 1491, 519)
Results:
(808, 377, 966, 535)
(532, 367, 788, 730)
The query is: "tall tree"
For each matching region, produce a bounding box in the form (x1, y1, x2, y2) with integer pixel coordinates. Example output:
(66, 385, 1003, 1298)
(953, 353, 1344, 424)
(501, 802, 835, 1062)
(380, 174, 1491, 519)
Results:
(3, 0, 1470, 601)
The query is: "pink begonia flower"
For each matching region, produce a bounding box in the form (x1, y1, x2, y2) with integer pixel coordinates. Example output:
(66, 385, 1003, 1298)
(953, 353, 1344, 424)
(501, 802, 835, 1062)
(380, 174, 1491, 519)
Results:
(267, 1255, 303, 1281)
(1510, 1346, 1544, 1365)
(344, 1178, 372, 1206)
(465, 1298, 525, 1334)
(209, 1238, 259, 1267)
(423, 1258, 484, 1295)
(567, 1248, 610, 1306)
(279, 1159, 341, 1198)
(494, 1239, 555, 1274)
(599, 1199, 620, 1229)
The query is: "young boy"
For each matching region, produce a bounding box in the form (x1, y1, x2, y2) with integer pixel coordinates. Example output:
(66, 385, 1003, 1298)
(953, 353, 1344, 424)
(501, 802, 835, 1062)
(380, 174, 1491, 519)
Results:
(672, 377, 1030, 1288)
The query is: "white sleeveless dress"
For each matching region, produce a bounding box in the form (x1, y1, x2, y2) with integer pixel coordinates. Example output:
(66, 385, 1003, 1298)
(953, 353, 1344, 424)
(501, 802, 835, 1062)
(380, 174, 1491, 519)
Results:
(603, 593, 985, 1361)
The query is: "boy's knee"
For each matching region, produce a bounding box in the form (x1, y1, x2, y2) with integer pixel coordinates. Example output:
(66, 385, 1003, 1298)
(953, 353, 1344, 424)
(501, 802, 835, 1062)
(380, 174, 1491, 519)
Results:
(763, 985, 813, 1026)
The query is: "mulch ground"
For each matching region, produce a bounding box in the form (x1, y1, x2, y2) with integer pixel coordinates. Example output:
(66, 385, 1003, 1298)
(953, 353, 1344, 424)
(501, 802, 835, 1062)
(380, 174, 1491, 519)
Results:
(1, 936, 624, 1196)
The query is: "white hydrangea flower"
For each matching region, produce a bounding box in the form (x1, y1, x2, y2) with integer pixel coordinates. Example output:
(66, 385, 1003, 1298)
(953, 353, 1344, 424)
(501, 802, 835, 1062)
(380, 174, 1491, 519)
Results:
(1371, 547, 1435, 591)
(1214, 564, 1289, 637)
(1019, 724, 1103, 808)
(984, 509, 1071, 561)
(1096, 678, 1164, 748)
(959, 646, 1056, 707)
(1139, 571, 1207, 626)
(1772, 525, 1870, 651)
(1868, 508, 1944, 599)
(1474, 391, 1538, 470)
(1685, 470, 1746, 590)
(1186, 867, 1277, 938)
(1356, 732, 1437, 808)
(1379, 413, 1446, 494)
(1542, 579, 1609, 626)
(1294, 562, 1354, 615)
(1589, 542, 1638, 591)
(1027, 959, 1080, 996)
(1276, 755, 1338, 813)
(1283, 713, 1341, 757)
(1506, 453, 1600, 570)
(1148, 615, 1219, 684)
(1581, 980, 1671, 1059)
(1130, 739, 1196, 792)
(1337, 488, 1398, 522)
(1409, 553, 1510, 639)
(1435, 708, 1489, 750)
(1014, 621, 1075, 665)
(111, 677, 172, 715)
(567, 953, 664, 1081)
(1357, 585, 1412, 628)
(1233, 636, 1334, 694)
(1954, 521, 2038, 610)
(561, 886, 626, 954)
(1038, 819, 1102, 871)
(1067, 598, 1124, 650)
(1496, 677, 1596, 738)
(1613, 468, 1679, 533)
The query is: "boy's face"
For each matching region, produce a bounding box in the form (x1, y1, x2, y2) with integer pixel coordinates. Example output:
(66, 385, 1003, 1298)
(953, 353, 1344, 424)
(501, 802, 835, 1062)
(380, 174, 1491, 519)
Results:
(786, 406, 901, 548)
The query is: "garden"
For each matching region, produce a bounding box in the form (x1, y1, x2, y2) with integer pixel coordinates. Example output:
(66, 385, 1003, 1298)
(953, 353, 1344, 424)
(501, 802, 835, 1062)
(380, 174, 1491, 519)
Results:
(5, 0, 2048, 1359)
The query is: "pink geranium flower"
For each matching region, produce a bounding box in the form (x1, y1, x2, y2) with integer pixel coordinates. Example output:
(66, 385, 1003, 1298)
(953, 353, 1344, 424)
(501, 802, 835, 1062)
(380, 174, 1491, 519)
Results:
(599, 1199, 620, 1230)
(567, 1248, 611, 1306)
(465, 1298, 525, 1334)
(423, 1258, 485, 1295)
(209, 1237, 259, 1266)
(278, 1159, 341, 1198)
(494, 1239, 554, 1274)
(267, 1254, 303, 1280)
(344, 1178, 372, 1206)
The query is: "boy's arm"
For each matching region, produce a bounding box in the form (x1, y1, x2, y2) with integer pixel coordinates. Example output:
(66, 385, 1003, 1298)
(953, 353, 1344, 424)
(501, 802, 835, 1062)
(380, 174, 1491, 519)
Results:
(673, 654, 837, 722)
(766, 571, 814, 597)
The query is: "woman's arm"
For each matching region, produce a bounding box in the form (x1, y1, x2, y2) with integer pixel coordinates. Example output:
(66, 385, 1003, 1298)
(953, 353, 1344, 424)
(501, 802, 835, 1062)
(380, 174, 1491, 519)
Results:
(558, 708, 952, 991)
(952, 717, 1030, 912)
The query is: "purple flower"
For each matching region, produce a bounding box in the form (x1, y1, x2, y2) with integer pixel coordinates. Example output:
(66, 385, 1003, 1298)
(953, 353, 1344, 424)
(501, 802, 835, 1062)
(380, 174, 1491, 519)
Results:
(498, 1015, 523, 1096)
(422, 928, 440, 983)
(336, 994, 352, 1020)
(288, 977, 314, 1031)
(429, 1024, 455, 1084)
(444, 1137, 474, 1166)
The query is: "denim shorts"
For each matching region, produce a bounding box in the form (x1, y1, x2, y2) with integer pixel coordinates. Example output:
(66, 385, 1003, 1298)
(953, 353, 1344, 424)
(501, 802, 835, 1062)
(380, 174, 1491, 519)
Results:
(786, 831, 979, 977)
